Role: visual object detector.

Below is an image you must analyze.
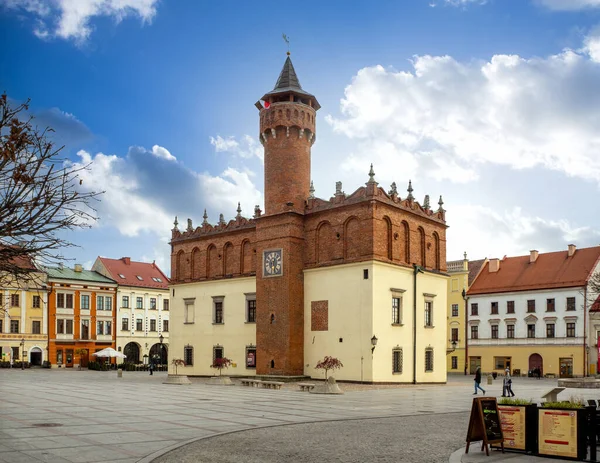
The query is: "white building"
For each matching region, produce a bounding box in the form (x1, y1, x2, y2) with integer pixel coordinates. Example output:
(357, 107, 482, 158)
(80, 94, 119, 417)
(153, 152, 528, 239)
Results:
(93, 257, 170, 364)
(467, 245, 600, 378)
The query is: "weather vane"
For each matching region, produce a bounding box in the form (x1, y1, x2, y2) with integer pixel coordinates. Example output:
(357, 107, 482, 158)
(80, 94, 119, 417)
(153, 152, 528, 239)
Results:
(282, 33, 290, 55)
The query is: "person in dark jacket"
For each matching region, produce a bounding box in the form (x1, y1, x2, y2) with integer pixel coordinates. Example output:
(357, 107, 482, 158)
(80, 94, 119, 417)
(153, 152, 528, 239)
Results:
(474, 366, 486, 395)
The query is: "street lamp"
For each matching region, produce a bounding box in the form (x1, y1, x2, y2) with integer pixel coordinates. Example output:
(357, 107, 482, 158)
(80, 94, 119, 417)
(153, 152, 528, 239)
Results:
(159, 334, 164, 365)
(371, 335, 378, 354)
(20, 338, 25, 370)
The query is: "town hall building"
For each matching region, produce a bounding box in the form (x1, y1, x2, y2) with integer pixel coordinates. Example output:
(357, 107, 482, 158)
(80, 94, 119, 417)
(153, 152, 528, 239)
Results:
(169, 55, 449, 383)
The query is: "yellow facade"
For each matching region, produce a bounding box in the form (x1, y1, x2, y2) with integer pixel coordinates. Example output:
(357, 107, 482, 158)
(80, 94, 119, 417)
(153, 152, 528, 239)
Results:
(446, 258, 468, 374)
(305, 260, 448, 383)
(1, 271, 48, 365)
(468, 345, 583, 378)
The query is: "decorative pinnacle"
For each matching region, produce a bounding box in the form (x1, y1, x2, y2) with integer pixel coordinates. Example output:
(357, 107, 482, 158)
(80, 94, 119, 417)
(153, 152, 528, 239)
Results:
(309, 181, 315, 199)
(236, 202, 242, 218)
(253, 205, 261, 218)
(367, 164, 377, 184)
(407, 180, 414, 201)
(173, 216, 178, 230)
(388, 182, 397, 196)
(187, 218, 193, 232)
(202, 209, 208, 225)
(464, 251, 468, 260)
(438, 195, 445, 212)
(219, 213, 226, 225)
(423, 195, 430, 211)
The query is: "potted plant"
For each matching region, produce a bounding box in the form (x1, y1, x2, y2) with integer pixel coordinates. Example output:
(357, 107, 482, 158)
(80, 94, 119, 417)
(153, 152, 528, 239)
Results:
(311, 356, 344, 394)
(208, 357, 234, 385)
(163, 358, 191, 385)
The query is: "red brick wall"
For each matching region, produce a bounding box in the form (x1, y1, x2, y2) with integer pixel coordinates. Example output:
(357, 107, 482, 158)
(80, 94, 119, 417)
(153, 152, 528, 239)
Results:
(311, 300, 328, 331)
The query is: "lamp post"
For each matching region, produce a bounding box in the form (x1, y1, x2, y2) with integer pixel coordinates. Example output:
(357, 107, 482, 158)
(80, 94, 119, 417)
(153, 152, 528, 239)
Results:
(20, 338, 25, 370)
(159, 334, 164, 365)
(371, 335, 378, 354)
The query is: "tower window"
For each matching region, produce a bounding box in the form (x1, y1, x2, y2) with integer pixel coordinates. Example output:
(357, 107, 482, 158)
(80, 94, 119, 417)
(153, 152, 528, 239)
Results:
(363, 269, 369, 279)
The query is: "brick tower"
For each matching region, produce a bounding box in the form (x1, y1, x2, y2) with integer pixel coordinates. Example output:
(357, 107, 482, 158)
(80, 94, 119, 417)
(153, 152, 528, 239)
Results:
(254, 54, 320, 376)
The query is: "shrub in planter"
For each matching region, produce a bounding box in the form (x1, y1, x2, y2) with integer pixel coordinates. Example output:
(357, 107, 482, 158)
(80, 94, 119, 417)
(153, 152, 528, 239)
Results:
(171, 358, 185, 375)
(498, 397, 533, 406)
(210, 357, 232, 376)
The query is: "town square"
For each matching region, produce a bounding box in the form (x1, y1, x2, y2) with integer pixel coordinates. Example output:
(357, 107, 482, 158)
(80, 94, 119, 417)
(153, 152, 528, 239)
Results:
(2, 0, 600, 462)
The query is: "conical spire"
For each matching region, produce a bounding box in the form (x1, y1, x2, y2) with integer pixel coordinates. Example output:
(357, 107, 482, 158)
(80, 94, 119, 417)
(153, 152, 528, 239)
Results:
(437, 195, 445, 212)
(309, 181, 315, 199)
(273, 56, 302, 92)
(407, 180, 414, 201)
(236, 202, 242, 218)
(202, 209, 208, 225)
(423, 195, 430, 211)
(366, 164, 377, 185)
(173, 216, 178, 230)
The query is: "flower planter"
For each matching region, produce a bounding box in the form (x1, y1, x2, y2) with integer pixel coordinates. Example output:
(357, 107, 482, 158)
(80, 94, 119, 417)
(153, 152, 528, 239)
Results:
(310, 376, 344, 395)
(207, 376, 233, 386)
(163, 374, 192, 385)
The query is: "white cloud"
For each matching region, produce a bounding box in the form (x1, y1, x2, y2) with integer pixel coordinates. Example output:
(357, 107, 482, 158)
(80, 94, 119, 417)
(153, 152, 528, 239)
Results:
(536, 0, 600, 10)
(150, 144, 176, 161)
(327, 41, 600, 184)
(70, 144, 262, 239)
(448, 205, 600, 259)
(210, 135, 264, 161)
(0, 0, 159, 42)
(584, 28, 600, 63)
(443, 0, 487, 5)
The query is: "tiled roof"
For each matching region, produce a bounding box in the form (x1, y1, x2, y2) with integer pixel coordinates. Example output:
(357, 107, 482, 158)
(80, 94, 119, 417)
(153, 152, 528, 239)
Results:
(590, 296, 600, 313)
(468, 259, 486, 286)
(45, 266, 116, 284)
(468, 246, 600, 295)
(97, 257, 169, 289)
(261, 56, 321, 109)
(0, 245, 37, 271)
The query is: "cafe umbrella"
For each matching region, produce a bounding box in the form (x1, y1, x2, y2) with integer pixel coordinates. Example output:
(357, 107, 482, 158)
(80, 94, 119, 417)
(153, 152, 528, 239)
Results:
(91, 347, 126, 369)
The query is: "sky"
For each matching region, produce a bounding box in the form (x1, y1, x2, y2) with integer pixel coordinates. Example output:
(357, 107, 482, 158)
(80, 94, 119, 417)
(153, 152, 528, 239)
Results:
(2, 0, 600, 275)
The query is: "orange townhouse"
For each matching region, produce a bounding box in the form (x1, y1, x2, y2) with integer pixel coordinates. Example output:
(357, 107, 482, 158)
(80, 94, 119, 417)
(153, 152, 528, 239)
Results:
(46, 264, 117, 368)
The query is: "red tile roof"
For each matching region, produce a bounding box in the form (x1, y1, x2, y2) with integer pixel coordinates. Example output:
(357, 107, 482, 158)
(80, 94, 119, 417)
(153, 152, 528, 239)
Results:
(590, 296, 600, 313)
(468, 246, 600, 296)
(96, 257, 169, 289)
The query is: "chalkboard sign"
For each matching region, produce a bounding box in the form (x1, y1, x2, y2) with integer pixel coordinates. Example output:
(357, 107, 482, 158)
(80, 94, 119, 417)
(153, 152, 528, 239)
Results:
(466, 397, 505, 456)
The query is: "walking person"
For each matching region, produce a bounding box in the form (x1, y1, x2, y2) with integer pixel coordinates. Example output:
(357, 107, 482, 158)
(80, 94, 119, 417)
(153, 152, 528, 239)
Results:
(149, 359, 154, 376)
(473, 366, 486, 395)
(505, 368, 515, 397)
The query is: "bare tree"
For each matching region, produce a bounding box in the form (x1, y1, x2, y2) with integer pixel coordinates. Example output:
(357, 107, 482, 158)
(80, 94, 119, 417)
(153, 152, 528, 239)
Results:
(0, 93, 102, 287)
(589, 271, 600, 303)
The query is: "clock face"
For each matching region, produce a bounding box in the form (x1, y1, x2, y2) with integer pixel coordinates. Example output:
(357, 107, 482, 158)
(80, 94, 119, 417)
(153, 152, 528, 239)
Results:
(263, 249, 283, 277)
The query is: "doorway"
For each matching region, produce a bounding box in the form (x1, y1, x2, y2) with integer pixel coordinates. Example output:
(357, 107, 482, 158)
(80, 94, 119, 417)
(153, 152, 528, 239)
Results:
(30, 347, 42, 366)
(528, 353, 543, 377)
(65, 349, 74, 368)
(560, 358, 573, 378)
(469, 356, 481, 374)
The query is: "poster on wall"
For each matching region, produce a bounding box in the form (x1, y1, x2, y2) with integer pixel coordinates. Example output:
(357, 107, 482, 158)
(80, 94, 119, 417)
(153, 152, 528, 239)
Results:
(538, 409, 578, 458)
(497, 406, 526, 451)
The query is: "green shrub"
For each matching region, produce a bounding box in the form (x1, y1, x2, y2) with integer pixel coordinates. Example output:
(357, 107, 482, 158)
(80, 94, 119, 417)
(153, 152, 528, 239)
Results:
(498, 397, 533, 406)
(542, 401, 584, 409)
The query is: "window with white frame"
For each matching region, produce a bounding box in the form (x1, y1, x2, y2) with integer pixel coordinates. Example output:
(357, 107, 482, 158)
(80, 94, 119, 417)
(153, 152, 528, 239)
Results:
(97, 321, 104, 335)
(81, 295, 90, 310)
(184, 298, 195, 324)
(32, 296, 41, 308)
(213, 296, 224, 324)
(136, 318, 143, 331)
(451, 304, 459, 317)
(122, 318, 129, 331)
(104, 296, 112, 311)
(392, 297, 402, 324)
(150, 319, 157, 331)
(245, 293, 256, 323)
(97, 295, 104, 311)
(122, 296, 129, 308)
(150, 298, 157, 310)
(424, 301, 433, 327)
(136, 297, 143, 309)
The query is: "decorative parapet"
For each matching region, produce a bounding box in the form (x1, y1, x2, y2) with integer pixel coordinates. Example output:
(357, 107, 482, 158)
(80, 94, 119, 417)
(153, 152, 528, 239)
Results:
(171, 209, 256, 243)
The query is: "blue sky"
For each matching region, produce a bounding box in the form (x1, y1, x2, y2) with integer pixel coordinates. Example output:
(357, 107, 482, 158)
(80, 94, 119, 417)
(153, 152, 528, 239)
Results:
(2, 0, 600, 274)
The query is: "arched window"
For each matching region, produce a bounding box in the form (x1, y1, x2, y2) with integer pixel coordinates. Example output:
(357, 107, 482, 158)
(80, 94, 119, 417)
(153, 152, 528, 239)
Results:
(432, 232, 440, 271)
(384, 216, 393, 260)
(402, 221, 410, 263)
(418, 227, 426, 267)
(176, 250, 184, 281)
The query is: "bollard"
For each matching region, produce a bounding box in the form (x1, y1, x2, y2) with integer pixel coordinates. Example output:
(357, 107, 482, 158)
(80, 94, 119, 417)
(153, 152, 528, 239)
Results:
(117, 368, 123, 378)
(487, 374, 493, 385)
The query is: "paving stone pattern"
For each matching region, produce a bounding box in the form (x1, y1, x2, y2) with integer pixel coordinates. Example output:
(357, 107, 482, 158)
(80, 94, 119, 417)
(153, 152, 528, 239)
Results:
(1, 370, 597, 463)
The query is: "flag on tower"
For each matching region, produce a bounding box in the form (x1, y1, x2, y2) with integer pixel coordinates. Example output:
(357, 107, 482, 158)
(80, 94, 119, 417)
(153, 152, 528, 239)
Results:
(262, 100, 271, 109)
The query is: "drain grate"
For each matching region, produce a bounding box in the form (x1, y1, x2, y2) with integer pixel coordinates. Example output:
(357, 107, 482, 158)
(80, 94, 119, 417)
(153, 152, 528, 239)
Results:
(32, 423, 63, 427)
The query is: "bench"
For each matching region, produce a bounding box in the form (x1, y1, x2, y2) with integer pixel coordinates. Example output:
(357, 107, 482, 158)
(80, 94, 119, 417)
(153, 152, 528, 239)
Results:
(541, 387, 565, 402)
(298, 382, 315, 392)
(240, 379, 253, 387)
(261, 381, 284, 390)
(249, 379, 262, 387)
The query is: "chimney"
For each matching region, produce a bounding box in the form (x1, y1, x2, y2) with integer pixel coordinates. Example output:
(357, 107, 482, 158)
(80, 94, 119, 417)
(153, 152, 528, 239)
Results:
(568, 244, 576, 257)
(122, 257, 131, 265)
(529, 250, 539, 263)
(74, 264, 83, 272)
(489, 258, 500, 273)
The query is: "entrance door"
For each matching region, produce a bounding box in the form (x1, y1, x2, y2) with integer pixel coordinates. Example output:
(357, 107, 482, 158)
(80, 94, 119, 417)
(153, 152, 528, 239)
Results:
(469, 356, 481, 374)
(528, 353, 543, 377)
(80, 350, 89, 368)
(30, 347, 42, 366)
(65, 349, 74, 368)
(560, 358, 573, 378)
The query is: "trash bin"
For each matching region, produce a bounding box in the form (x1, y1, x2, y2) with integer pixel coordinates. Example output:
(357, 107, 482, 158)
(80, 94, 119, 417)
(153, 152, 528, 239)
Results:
(487, 374, 493, 385)
(117, 368, 123, 378)
(492, 372, 498, 379)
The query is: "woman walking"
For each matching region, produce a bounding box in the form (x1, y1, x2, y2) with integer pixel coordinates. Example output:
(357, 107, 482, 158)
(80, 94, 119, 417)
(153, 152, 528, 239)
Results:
(473, 366, 486, 395)
(504, 368, 515, 397)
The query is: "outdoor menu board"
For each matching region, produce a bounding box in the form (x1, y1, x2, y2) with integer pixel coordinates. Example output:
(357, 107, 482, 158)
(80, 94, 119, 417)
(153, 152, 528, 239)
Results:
(538, 409, 578, 458)
(466, 397, 504, 456)
(498, 406, 526, 451)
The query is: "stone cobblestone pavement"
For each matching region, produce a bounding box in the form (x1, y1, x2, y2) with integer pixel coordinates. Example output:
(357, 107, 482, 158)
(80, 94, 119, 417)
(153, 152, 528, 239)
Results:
(0, 370, 595, 462)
